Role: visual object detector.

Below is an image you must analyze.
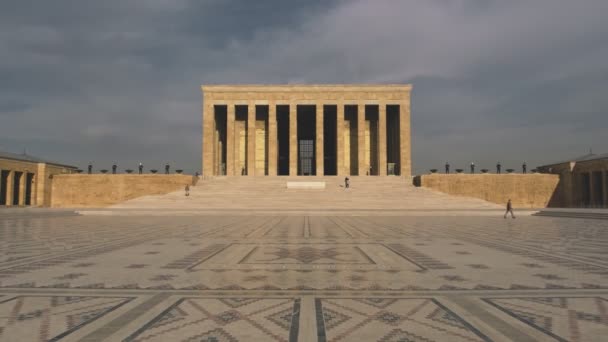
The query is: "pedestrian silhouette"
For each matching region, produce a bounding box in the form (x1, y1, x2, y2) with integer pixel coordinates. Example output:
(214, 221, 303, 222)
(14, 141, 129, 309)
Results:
(496, 162, 502, 174)
(522, 162, 527, 174)
(88, 164, 92, 174)
(165, 164, 170, 174)
(112, 164, 117, 174)
(139, 163, 143, 175)
(504, 199, 516, 219)
(470, 162, 475, 174)
(344, 177, 350, 189)
(445, 162, 450, 174)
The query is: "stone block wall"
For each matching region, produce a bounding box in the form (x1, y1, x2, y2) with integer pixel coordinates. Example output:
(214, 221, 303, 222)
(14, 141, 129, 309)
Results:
(50, 174, 196, 208)
(414, 174, 560, 208)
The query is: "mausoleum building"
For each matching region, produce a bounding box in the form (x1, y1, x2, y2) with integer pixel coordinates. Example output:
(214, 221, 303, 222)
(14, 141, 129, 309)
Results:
(201, 84, 412, 177)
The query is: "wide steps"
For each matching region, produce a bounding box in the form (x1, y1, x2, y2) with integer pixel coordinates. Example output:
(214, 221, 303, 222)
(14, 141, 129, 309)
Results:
(111, 176, 502, 210)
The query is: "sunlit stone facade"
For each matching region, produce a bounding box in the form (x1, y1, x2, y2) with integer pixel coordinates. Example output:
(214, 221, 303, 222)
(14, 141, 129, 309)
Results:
(201, 84, 412, 177)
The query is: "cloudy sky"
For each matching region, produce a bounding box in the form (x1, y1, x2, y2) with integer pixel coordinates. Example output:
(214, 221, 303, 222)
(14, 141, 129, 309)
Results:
(1, 0, 607, 174)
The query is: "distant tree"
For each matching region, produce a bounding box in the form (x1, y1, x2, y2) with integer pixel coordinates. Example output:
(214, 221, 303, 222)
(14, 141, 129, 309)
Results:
(125, 169, 133, 174)
(430, 169, 437, 173)
(100, 169, 108, 174)
(455, 169, 464, 173)
(150, 169, 158, 174)
(481, 169, 489, 173)
(175, 169, 183, 174)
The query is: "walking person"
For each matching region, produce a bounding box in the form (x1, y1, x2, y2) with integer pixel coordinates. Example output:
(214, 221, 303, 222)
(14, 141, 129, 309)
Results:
(470, 162, 475, 174)
(344, 177, 350, 189)
(496, 162, 502, 174)
(185, 184, 190, 197)
(504, 199, 515, 219)
(165, 164, 170, 174)
(445, 162, 450, 174)
(522, 162, 527, 174)
(139, 162, 143, 175)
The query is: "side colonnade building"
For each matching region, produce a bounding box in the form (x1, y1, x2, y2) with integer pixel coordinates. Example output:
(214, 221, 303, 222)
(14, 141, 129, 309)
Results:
(202, 84, 412, 177)
(0, 150, 78, 207)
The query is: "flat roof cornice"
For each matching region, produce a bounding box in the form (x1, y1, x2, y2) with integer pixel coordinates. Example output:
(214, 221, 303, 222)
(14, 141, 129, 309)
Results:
(201, 84, 412, 93)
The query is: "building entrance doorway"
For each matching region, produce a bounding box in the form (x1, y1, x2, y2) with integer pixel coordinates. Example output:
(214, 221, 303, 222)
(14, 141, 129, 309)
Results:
(299, 140, 314, 176)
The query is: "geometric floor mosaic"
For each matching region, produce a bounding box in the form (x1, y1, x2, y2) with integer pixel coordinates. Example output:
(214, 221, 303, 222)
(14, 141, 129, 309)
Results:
(0, 213, 606, 340)
(0, 295, 132, 341)
(125, 298, 300, 342)
(316, 298, 490, 342)
(484, 297, 608, 342)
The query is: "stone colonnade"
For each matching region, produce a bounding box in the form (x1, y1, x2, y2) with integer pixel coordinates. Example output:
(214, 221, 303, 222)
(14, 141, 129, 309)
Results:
(202, 85, 412, 177)
(0, 163, 39, 206)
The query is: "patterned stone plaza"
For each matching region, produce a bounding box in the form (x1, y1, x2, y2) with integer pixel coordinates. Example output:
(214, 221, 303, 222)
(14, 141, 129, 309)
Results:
(0, 213, 606, 341)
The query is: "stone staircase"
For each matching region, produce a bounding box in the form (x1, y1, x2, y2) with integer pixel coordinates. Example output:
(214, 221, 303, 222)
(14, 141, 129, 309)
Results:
(109, 176, 502, 211)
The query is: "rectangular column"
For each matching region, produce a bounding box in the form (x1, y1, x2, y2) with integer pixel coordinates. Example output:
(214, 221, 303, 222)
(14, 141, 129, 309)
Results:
(378, 103, 387, 176)
(226, 103, 235, 176)
(18, 172, 26, 205)
(268, 102, 278, 176)
(289, 103, 297, 176)
(36, 163, 46, 206)
(5, 171, 13, 207)
(316, 103, 324, 176)
(399, 100, 412, 177)
(336, 102, 345, 176)
(247, 102, 256, 176)
(357, 103, 366, 176)
(202, 101, 214, 176)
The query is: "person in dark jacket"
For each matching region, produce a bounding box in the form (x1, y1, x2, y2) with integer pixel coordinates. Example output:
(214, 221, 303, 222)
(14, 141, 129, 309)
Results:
(504, 199, 515, 219)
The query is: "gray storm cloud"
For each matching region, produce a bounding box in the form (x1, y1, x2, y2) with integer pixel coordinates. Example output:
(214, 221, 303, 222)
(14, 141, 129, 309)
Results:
(0, 0, 606, 173)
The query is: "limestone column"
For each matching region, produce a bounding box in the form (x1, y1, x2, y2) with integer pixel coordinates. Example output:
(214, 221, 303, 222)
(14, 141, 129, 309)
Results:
(399, 99, 412, 177)
(18, 172, 26, 205)
(289, 103, 297, 176)
(36, 163, 46, 206)
(378, 103, 387, 176)
(268, 102, 278, 176)
(5, 171, 13, 206)
(336, 102, 345, 176)
(316, 103, 324, 176)
(202, 100, 214, 176)
(357, 103, 366, 176)
(226, 103, 235, 176)
(247, 102, 256, 176)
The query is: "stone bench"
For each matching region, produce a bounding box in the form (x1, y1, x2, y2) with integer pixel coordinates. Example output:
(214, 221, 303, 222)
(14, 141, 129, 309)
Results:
(286, 181, 326, 189)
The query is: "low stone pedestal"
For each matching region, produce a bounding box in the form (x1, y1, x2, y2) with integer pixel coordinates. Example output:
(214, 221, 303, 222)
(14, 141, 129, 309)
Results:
(286, 181, 326, 189)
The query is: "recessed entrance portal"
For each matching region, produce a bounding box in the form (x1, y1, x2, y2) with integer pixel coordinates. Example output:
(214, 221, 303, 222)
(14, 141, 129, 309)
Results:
(0, 170, 8, 205)
(13, 171, 22, 205)
(297, 105, 316, 176)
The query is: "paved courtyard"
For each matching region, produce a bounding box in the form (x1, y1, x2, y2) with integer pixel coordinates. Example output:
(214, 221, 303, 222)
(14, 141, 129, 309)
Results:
(0, 213, 606, 341)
